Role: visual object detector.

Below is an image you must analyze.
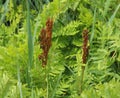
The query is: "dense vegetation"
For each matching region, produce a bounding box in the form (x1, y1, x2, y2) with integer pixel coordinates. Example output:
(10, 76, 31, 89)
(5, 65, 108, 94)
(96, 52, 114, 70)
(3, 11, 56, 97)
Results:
(0, 0, 120, 98)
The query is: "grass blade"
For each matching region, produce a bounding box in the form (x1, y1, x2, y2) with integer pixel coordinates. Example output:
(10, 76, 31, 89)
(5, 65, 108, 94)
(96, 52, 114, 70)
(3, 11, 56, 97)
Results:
(90, 7, 96, 45)
(103, 0, 111, 17)
(26, 0, 33, 87)
(17, 64, 23, 98)
(108, 4, 120, 25)
(0, 0, 9, 25)
(27, 0, 33, 68)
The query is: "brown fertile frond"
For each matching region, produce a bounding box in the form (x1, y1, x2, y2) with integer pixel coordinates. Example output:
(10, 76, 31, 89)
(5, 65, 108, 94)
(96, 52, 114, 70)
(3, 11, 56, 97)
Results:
(82, 29, 89, 64)
(38, 18, 53, 67)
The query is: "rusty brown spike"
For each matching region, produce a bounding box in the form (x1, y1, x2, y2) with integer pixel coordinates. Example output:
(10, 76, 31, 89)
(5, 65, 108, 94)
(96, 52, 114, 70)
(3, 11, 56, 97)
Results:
(38, 18, 53, 67)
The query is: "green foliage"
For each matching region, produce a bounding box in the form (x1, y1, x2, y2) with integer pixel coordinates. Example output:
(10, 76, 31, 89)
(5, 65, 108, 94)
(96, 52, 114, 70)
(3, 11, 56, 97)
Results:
(0, 72, 30, 98)
(81, 79, 120, 98)
(0, 0, 120, 98)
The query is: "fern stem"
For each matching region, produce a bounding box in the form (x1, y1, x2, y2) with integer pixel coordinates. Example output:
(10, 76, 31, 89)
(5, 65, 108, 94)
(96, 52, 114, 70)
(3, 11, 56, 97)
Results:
(51, 71, 62, 98)
(79, 66, 85, 94)
(46, 67, 49, 98)
(79, 29, 89, 94)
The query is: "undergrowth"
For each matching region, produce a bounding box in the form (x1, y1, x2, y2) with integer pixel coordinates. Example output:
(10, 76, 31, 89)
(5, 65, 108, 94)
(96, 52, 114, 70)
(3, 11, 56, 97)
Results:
(0, 0, 120, 98)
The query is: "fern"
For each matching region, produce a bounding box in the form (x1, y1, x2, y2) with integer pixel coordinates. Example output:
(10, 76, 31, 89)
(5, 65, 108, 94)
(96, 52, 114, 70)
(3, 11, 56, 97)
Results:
(0, 0, 120, 98)
(0, 72, 30, 98)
